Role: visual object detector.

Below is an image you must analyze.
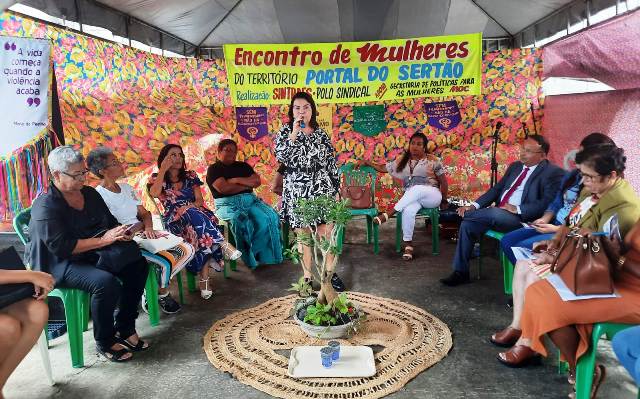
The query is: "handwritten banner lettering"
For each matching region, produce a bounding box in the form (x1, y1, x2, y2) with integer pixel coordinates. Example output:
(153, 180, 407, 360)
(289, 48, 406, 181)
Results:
(223, 33, 482, 106)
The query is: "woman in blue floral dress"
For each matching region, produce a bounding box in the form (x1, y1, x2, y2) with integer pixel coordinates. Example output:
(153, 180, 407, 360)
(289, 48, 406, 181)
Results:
(149, 144, 240, 299)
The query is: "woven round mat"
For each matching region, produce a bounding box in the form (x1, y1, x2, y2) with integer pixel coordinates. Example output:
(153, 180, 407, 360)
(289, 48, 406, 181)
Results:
(203, 292, 453, 399)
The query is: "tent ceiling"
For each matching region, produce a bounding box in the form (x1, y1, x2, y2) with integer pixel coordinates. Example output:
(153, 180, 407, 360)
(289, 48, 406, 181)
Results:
(14, 0, 577, 47)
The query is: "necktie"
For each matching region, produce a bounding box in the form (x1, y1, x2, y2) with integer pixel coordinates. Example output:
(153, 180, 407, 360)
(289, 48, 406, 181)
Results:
(499, 167, 530, 207)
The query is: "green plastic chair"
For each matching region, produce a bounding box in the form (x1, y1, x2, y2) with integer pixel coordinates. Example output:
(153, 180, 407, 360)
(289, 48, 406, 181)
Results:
(394, 207, 440, 255)
(14, 207, 162, 367)
(477, 229, 514, 295)
(13, 207, 89, 368)
(337, 164, 379, 254)
(574, 323, 638, 399)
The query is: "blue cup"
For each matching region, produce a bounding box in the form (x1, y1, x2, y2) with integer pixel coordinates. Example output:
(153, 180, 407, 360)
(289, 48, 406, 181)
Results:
(327, 340, 340, 361)
(320, 347, 333, 368)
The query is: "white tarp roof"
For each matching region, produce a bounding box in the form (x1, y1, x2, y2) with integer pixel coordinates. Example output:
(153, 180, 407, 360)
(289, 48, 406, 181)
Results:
(12, 0, 576, 47)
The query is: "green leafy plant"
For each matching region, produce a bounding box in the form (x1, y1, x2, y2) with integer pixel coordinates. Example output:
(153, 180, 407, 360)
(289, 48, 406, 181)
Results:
(291, 196, 352, 306)
(304, 301, 338, 326)
(288, 276, 314, 298)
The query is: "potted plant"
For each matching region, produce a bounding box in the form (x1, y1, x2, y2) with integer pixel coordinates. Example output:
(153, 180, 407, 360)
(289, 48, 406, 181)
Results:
(286, 196, 364, 339)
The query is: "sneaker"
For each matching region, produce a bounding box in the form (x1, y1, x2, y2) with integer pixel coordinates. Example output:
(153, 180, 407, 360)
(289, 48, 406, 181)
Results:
(158, 294, 181, 314)
(331, 273, 346, 292)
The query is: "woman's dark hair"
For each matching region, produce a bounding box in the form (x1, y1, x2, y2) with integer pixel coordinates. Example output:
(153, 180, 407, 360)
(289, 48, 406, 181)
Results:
(86, 146, 114, 179)
(575, 144, 626, 176)
(396, 132, 428, 172)
(217, 139, 237, 152)
(579, 132, 615, 149)
(157, 144, 186, 184)
(559, 133, 617, 192)
(287, 91, 319, 130)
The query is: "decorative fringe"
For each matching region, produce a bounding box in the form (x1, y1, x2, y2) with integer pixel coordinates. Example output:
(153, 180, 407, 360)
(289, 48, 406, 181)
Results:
(0, 132, 58, 223)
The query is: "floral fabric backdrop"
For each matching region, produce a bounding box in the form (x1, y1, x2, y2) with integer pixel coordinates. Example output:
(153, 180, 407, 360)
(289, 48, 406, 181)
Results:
(1, 12, 544, 214)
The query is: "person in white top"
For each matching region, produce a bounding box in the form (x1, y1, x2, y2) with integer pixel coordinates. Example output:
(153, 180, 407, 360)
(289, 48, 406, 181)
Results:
(87, 147, 188, 313)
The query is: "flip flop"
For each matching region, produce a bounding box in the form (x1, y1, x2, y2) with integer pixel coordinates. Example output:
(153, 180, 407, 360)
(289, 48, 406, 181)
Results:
(374, 212, 389, 225)
(97, 345, 133, 362)
(116, 335, 150, 352)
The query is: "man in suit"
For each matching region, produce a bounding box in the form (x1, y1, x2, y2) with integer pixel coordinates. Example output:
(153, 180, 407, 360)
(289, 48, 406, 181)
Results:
(440, 135, 565, 286)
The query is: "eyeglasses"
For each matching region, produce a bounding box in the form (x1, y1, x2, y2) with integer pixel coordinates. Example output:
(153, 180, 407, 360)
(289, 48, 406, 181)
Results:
(61, 169, 89, 181)
(519, 148, 543, 154)
(581, 172, 603, 182)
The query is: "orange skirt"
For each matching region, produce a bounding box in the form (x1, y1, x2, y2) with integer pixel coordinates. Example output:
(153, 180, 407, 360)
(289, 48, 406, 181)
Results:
(520, 271, 640, 360)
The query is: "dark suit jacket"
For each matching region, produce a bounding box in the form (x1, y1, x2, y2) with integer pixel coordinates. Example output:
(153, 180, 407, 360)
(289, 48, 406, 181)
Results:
(26, 184, 140, 284)
(475, 159, 565, 221)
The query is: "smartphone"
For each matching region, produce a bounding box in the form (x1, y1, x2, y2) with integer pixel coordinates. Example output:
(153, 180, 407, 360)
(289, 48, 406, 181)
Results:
(521, 222, 533, 229)
(124, 221, 145, 235)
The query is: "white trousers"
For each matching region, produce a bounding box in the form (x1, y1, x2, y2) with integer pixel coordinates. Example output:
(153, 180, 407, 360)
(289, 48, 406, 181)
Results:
(393, 185, 442, 242)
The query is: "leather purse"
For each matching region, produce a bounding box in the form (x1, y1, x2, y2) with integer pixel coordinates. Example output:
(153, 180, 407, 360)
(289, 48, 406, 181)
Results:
(550, 228, 616, 295)
(340, 185, 373, 209)
(0, 247, 35, 309)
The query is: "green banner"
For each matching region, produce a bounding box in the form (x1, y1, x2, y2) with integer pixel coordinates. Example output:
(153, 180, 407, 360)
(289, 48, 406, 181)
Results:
(353, 105, 386, 136)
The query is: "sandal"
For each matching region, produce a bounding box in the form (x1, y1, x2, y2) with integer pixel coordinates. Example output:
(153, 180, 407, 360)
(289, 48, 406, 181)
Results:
(116, 334, 150, 352)
(402, 246, 414, 261)
(567, 364, 606, 399)
(208, 258, 224, 273)
(221, 241, 242, 261)
(373, 212, 390, 225)
(97, 344, 133, 362)
(200, 278, 213, 300)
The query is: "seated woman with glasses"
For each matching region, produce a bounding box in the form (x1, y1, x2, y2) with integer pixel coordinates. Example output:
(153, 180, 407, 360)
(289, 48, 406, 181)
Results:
(206, 139, 282, 269)
(491, 133, 616, 347)
(27, 146, 150, 362)
(87, 146, 196, 314)
(148, 144, 240, 300)
(496, 144, 640, 398)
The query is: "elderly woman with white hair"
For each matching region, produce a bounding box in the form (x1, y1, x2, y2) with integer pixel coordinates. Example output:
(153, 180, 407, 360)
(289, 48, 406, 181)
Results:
(27, 145, 150, 362)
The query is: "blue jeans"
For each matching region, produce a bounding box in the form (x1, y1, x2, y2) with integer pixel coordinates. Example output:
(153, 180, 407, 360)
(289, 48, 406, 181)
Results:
(612, 326, 640, 385)
(500, 227, 554, 265)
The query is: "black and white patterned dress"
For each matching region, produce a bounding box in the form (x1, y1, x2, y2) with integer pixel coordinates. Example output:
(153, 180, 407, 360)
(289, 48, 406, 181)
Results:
(274, 124, 339, 228)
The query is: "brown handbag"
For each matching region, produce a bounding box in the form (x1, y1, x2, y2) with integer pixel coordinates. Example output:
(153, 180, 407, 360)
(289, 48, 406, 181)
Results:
(550, 229, 616, 295)
(340, 185, 373, 209)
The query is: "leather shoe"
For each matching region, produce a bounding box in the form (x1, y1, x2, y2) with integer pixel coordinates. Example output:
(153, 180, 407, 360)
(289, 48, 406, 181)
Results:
(439, 271, 471, 286)
(331, 273, 346, 292)
(497, 345, 542, 368)
(490, 327, 521, 347)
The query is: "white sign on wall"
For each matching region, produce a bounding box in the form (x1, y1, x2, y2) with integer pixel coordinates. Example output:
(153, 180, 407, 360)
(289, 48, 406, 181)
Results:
(0, 36, 50, 156)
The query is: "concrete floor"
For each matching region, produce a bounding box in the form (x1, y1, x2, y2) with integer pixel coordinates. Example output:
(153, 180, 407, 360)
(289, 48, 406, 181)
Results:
(1, 221, 637, 399)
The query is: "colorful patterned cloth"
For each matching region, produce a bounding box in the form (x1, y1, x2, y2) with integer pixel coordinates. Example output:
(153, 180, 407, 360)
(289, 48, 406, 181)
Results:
(148, 170, 224, 274)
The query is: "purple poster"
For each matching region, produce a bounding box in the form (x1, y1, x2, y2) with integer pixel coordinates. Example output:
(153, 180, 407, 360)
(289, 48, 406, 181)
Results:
(236, 107, 268, 141)
(424, 100, 461, 131)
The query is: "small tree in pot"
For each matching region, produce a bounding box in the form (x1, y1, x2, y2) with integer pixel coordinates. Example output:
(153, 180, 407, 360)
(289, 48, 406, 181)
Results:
(286, 196, 363, 336)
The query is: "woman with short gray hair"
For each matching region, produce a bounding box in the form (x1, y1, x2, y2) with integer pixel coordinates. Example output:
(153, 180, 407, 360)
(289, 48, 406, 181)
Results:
(27, 145, 150, 362)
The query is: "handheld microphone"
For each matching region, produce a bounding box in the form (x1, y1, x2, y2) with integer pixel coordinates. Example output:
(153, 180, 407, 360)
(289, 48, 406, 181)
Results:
(299, 121, 305, 128)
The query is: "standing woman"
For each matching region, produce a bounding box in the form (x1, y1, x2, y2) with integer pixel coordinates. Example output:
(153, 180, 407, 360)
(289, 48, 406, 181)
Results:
(274, 92, 344, 291)
(148, 144, 239, 300)
(358, 132, 448, 260)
